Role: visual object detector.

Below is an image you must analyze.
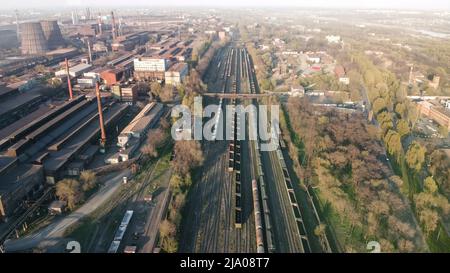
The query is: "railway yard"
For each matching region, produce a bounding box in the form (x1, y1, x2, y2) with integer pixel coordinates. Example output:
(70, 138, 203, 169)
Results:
(180, 43, 330, 253)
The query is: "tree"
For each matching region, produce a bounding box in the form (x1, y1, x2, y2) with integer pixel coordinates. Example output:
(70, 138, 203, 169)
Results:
(141, 128, 167, 158)
(80, 170, 97, 192)
(160, 85, 174, 102)
(34, 64, 46, 74)
(395, 102, 407, 118)
(397, 239, 415, 252)
(159, 220, 176, 238)
(405, 141, 426, 172)
(384, 130, 402, 158)
(56, 179, 83, 210)
(424, 176, 438, 194)
(172, 141, 204, 176)
(162, 236, 178, 253)
(377, 111, 393, 133)
(141, 143, 158, 158)
(439, 125, 448, 138)
(418, 208, 439, 235)
(397, 119, 411, 138)
(159, 219, 178, 253)
(260, 78, 273, 91)
(429, 150, 450, 196)
(372, 97, 387, 115)
(150, 82, 162, 97)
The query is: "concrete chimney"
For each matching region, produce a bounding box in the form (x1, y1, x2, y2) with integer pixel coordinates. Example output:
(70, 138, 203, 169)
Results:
(98, 14, 103, 35)
(87, 39, 93, 64)
(111, 11, 117, 40)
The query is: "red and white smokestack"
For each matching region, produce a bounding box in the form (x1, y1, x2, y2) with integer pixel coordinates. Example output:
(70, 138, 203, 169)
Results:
(95, 82, 107, 149)
(65, 58, 73, 100)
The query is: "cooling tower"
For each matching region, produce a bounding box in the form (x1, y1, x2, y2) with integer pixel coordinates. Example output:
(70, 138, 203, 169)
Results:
(40, 20, 65, 50)
(20, 22, 48, 55)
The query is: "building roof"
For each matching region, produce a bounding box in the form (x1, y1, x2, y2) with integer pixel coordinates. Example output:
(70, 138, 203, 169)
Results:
(120, 102, 162, 135)
(0, 164, 43, 193)
(168, 62, 188, 72)
(0, 84, 15, 97)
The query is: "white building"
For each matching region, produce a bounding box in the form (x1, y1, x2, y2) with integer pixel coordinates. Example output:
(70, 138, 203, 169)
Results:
(289, 86, 305, 97)
(307, 56, 321, 64)
(134, 57, 168, 72)
(339, 77, 350, 85)
(326, 35, 342, 44)
(55, 63, 93, 78)
(77, 77, 97, 88)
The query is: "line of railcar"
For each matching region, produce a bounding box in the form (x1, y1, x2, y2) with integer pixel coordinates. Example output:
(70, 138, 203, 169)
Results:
(108, 210, 134, 253)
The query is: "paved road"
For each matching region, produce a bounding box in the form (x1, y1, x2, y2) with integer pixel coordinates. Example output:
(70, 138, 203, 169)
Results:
(4, 170, 130, 252)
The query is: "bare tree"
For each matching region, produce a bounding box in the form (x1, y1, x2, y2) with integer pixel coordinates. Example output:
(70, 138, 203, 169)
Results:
(172, 141, 204, 176)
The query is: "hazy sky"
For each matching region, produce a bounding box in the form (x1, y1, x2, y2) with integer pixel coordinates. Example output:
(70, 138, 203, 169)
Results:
(1, 0, 450, 10)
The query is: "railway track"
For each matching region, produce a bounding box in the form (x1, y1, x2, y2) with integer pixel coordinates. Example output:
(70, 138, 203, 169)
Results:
(243, 47, 309, 253)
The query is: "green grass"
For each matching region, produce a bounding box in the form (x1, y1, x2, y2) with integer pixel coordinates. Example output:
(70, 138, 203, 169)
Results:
(66, 217, 98, 251)
(426, 224, 450, 253)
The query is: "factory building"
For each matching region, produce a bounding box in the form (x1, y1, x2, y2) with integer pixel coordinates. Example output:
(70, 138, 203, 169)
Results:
(117, 103, 162, 147)
(77, 77, 97, 88)
(416, 100, 450, 130)
(0, 95, 129, 184)
(134, 56, 169, 81)
(165, 62, 189, 85)
(101, 69, 124, 86)
(0, 86, 44, 130)
(0, 157, 45, 220)
(109, 84, 139, 103)
(121, 85, 139, 104)
(111, 85, 122, 100)
(107, 103, 163, 164)
(55, 63, 93, 78)
(112, 32, 149, 52)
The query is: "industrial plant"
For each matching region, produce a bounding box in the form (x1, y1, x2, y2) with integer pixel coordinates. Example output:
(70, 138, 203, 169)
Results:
(0, 1, 449, 261)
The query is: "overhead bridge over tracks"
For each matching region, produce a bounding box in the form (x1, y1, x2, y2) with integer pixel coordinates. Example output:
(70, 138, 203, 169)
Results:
(202, 93, 275, 100)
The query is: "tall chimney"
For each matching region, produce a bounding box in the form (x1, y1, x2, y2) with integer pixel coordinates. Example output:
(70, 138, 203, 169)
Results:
(118, 17, 123, 37)
(87, 39, 93, 64)
(95, 82, 107, 150)
(14, 10, 20, 41)
(111, 11, 117, 40)
(65, 58, 73, 100)
(98, 14, 103, 35)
